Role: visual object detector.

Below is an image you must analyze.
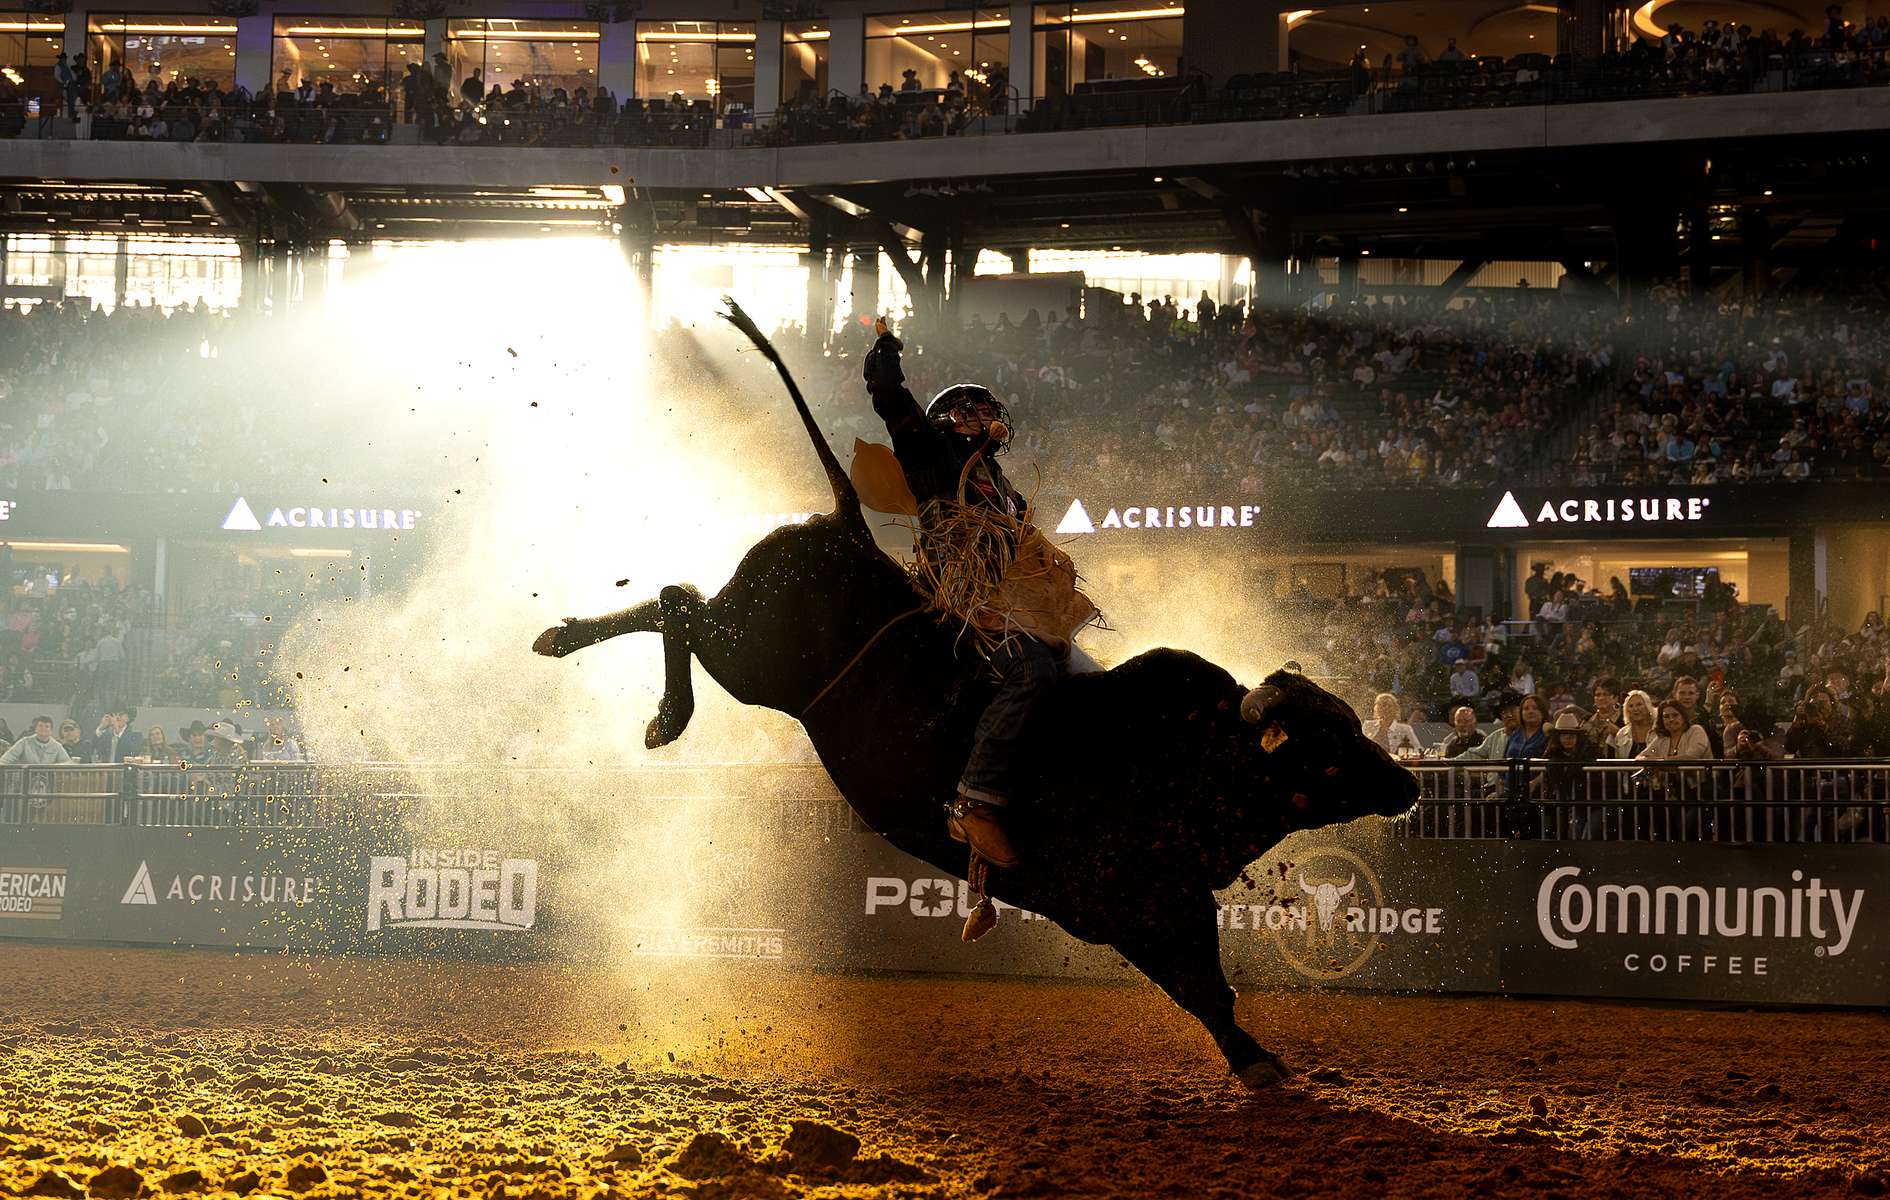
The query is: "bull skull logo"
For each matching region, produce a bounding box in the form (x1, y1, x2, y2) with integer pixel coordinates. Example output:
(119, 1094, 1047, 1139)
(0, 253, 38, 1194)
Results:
(1297, 871, 1357, 933)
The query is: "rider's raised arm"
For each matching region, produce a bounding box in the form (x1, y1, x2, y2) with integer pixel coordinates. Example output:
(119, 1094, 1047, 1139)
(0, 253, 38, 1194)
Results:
(863, 329, 950, 497)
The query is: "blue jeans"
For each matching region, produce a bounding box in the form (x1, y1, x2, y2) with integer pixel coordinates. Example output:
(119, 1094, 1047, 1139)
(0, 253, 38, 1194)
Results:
(959, 636, 1060, 806)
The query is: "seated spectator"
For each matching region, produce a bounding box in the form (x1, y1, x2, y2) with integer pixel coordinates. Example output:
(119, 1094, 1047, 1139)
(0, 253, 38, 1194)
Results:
(1541, 710, 1600, 803)
(1506, 693, 1550, 759)
(143, 726, 171, 763)
(1, 715, 71, 764)
(57, 719, 88, 762)
(255, 714, 304, 761)
(1610, 688, 1659, 757)
(1449, 658, 1481, 703)
(1437, 704, 1484, 757)
(1361, 692, 1422, 756)
(178, 721, 214, 767)
(1638, 700, 1712, 762)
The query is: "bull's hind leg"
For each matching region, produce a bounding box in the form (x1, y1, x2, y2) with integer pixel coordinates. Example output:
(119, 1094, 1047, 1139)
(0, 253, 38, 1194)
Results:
(645, 584, 702, 748)
(1117, 899, 1288, 1090)
(532, 598, 663, 658)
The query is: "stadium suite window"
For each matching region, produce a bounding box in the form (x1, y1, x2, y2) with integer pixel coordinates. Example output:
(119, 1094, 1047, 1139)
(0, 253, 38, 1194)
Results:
(636, 21, 755, 112)
(447, 19, 598, 106)
(863, 10, 1009, 94)
(271, 17, 422, 111)
(1031, 1, 1182, 100)
(781, 20, 830, 106)
(0, 16, 65, 102)
(88, 15, 238, 92)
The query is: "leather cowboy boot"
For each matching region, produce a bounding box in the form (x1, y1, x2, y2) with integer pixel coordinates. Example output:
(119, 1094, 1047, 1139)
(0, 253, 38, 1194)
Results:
(962, 852, 998, 942)
(946, 794, 1019, 867)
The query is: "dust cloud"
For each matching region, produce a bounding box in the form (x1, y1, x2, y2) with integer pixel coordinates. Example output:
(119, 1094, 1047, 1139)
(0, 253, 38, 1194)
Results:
(257, 242, 829, 986)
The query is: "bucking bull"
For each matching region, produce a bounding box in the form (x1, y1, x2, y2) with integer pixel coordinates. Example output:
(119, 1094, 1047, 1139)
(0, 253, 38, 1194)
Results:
(534, 304, 1419, 1089)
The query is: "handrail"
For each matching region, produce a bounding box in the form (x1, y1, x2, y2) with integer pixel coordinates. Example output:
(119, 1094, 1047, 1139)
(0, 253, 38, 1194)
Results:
(0, 759, 1883, 843)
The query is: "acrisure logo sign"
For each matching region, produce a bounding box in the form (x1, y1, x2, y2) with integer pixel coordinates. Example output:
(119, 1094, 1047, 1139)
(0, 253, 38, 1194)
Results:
(1486, 490, 1712, 531)
(1229, 847, 1444, 981)
(1053, 498, 1263, 536)
(120, 860, 324, 906)
(1535, 865, 1862, 977)
(222, 496, 422, 533)
(0, 866, 65, 919)
(367, 847, 537, 933)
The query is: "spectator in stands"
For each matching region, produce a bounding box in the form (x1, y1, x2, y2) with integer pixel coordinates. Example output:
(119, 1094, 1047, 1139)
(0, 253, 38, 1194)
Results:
(1508, 657, 1537, 698)
(57, 719, 88, 762)
(1786, 687, 1845, 756)
(1449, 658, 1481, 704)
(1398, 35, 1428, 75)
(1438, 704, 1483, 757)
(256, 714, 304, 761)
(1608, 688, 1654, 758)
(142, 725, 170, 763)
(1541, 710, 1600, 805)
(179, 721, 213, 767)
(1639, 699, 1712, 763)
(1586, 675, 1622, 747)
(1, 715, 72, 764)
(1669, 674, 1721, 755)
(1362, 692, 1422, 756)
(1506, 694, 1549, 759)
(1453, 692, 1520, 760)
(93, 706, 139, 763)
(206, 721, 247, 765)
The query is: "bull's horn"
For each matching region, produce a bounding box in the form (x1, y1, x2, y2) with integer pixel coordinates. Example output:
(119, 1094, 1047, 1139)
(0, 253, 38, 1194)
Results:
(1241, 685, 1283, 724)
(1337, 874, 1355, 897)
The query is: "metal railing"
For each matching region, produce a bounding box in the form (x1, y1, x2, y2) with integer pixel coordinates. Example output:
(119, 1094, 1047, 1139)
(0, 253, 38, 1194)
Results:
(1403, 758, 1890, 843)
(2, 759, 1884, 843)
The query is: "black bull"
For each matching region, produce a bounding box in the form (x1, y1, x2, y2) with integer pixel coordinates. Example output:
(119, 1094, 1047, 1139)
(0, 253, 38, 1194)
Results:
(533, 314, 1419, 1088)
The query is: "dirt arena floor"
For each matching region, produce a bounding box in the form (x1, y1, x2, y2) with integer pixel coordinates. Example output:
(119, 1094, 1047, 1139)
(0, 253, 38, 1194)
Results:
(1, 944, 1886, 1199)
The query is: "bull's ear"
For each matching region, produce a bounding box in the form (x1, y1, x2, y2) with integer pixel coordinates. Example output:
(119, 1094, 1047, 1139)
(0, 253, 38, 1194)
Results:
(1241, 685, 1283, 724)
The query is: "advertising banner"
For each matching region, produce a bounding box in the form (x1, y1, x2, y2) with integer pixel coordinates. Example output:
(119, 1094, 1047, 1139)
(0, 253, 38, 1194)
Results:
(4, 807, 1887, 1008)
(1504, 842, 1890, 1006)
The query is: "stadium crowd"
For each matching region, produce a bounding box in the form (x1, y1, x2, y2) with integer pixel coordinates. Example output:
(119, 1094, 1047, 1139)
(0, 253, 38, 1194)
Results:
(3, 278, 1890, 767)
(1307, 561, 1890, 763)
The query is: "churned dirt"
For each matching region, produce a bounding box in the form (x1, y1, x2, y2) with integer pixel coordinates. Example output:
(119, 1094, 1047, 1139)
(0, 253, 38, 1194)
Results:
(0, 943, 1885, 1199)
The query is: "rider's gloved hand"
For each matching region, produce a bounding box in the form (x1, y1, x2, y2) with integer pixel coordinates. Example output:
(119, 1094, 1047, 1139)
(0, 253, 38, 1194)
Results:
(863, 328, 904, 390)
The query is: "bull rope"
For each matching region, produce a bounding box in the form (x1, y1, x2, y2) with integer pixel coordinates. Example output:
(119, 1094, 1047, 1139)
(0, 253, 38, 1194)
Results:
(799, 605, 927, 719)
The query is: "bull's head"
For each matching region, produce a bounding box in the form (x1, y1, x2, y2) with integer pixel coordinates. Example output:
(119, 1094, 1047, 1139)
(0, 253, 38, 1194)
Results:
(1242, 668, 1419, 825)
(1297, 871, 1356, 932)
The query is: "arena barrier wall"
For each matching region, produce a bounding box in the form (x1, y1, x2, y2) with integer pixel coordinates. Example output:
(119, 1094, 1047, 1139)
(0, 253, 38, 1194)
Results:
(2, 767, 1886, 1007)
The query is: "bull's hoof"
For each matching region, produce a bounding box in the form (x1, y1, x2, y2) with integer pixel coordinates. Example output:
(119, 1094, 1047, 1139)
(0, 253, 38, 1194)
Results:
(644, 705, 691, 749)
(532, 619, 581, 658)
(1235, 1052, 1294, 1090)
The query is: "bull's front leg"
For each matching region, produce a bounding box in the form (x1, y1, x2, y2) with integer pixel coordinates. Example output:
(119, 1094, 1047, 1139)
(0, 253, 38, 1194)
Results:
(645, 584, 702, 748)
(1115, 895, 1287, 1090)
(532, 598, 664, 658)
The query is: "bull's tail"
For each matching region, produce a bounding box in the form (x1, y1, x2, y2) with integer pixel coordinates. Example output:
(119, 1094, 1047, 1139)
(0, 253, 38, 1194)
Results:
(720, 297, 861, 519)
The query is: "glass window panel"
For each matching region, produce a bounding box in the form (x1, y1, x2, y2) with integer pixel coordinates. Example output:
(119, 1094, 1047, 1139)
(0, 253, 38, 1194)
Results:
(271, 17, 422, 113)
(0, 17, 65, 102)
(449, 19, 599, 106)
(635, 21, 754, 111)
(781, 21, 831, 106)
(89, 16, 238, 92)
(864, 9, 1011, 93)
(1031, 3, 1181, 97)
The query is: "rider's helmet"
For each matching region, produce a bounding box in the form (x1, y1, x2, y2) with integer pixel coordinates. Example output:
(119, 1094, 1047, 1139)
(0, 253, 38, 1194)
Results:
(926, 383, 1013, 452)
